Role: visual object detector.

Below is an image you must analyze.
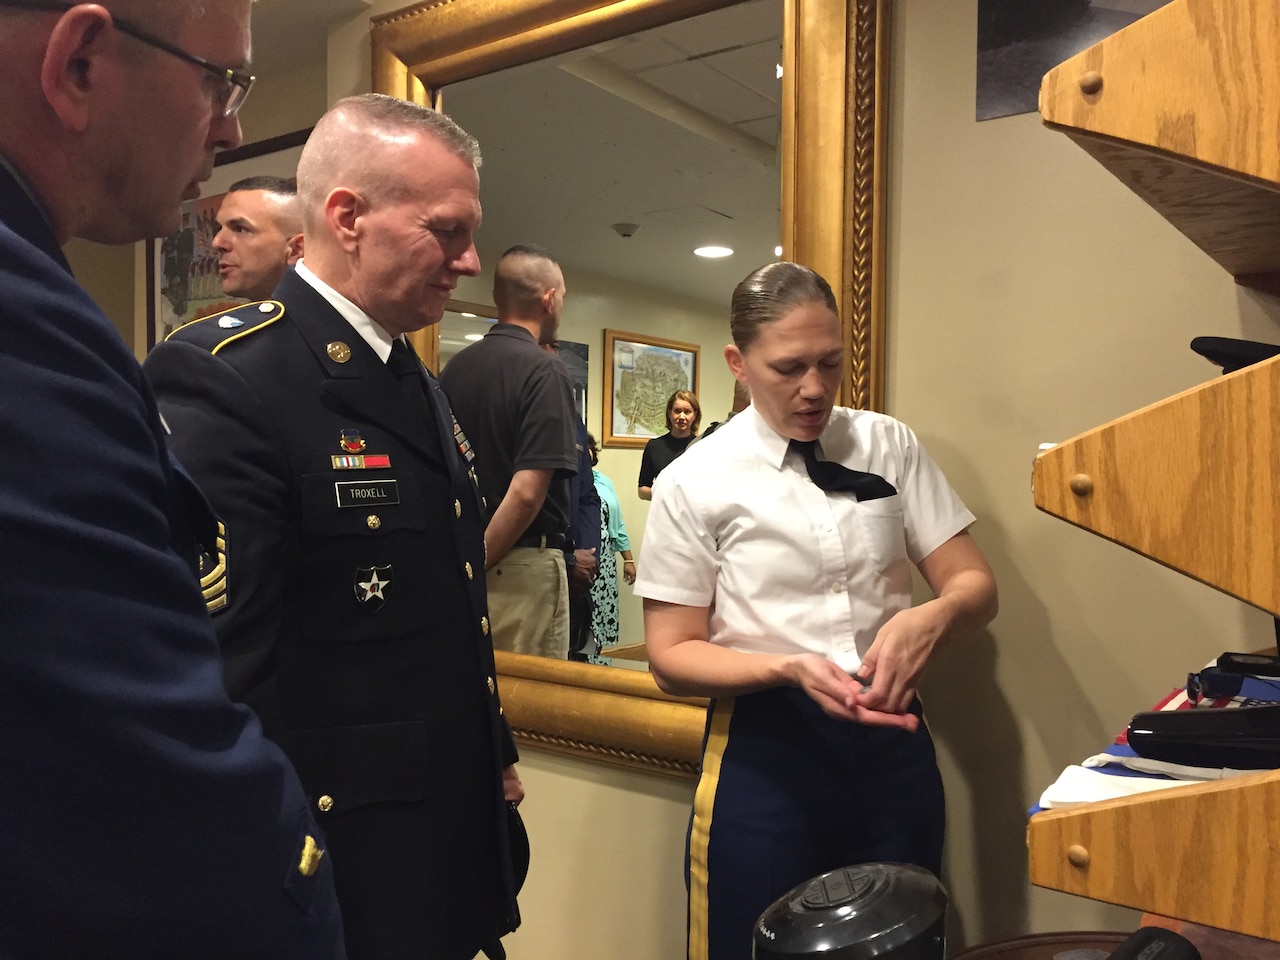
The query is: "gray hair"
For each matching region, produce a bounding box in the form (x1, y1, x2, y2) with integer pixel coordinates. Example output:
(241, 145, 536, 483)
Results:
(296, 94, 481, 225)
(729, 261, 838, 350)
(114, 1, 207, 37)
(0, 1, 206, 40)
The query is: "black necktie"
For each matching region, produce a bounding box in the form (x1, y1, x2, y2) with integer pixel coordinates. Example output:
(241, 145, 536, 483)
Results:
(387, 339, 447, 466)
(388, 338, 433, 423)
(789, 439, 897, 501)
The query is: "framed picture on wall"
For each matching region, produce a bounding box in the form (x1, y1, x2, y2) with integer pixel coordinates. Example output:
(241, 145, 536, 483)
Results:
(143, 129, 311, 351)
(602, 328, 700, 449)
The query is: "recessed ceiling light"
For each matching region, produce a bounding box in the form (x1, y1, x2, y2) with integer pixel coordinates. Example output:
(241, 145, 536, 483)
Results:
(694, 245, 734, 258)
(464, 333, 484, 341)
(774, 245, 783, 257)
(460, 312, 477, 318)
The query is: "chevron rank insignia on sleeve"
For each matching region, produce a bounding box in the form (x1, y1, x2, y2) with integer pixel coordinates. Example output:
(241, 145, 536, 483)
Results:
(197, 520, 228, 614)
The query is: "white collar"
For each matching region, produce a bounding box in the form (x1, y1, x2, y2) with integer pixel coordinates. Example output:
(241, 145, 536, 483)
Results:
(741, 404, 854, 471)
(293, 259, 400, 362)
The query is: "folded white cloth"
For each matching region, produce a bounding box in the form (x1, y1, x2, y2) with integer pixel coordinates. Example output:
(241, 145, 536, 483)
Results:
(1038, 764, 1195, 809)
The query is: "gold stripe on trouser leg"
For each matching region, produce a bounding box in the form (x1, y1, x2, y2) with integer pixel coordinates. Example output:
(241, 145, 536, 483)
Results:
(688, 696, 735, 960)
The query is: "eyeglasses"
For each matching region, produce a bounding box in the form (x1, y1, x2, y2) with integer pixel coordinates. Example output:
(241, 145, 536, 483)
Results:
(2, 0, 254, 117)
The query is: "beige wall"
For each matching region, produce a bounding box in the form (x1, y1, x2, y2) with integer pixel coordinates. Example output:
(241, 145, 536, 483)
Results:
(63, 1, 1280, 953)
(502, 751, 694, 959)
(65, 240, 135, 344)
(893, 0, 1278, 944)
(560, 272, 736, 653)
(239, 55, 329, 144)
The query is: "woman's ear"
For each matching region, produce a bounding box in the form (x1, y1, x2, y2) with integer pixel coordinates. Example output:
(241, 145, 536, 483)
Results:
(724, 343, 747, 383)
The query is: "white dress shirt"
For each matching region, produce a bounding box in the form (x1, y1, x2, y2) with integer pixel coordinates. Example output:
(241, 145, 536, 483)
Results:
(634, 404, 974, 674)
(293, 259, 399, 361)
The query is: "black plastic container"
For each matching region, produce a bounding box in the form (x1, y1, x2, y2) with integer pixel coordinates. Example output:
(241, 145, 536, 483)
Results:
(754, 863, 947, 960)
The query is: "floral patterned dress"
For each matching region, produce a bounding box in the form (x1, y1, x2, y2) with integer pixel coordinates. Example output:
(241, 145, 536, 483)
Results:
(588, 469, 630, 648)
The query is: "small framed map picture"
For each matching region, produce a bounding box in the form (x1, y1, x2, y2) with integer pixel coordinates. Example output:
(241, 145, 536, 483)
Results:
(602, 329, 700, 449)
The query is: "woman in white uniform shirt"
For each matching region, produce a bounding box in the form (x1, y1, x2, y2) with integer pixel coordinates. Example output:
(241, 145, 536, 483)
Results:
(635, 262, 997, 960)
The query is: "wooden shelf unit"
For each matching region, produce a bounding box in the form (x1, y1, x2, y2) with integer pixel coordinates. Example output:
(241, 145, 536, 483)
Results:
(1027, 769, 1280, 941)
(1030, 0, 1280, 939)
(1038, 0, 1280, 294)
(1031, 355, 1280, 619)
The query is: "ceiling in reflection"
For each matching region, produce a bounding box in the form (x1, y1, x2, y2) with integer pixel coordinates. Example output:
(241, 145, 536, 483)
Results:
(440, 0, 783, 309)
(440, 310, 497, 367)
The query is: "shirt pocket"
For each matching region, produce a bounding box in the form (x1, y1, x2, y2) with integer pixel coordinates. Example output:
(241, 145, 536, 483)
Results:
(294, 472, 428, 641)
(299, 472, 424, 539)
(853, 494, 909, 574)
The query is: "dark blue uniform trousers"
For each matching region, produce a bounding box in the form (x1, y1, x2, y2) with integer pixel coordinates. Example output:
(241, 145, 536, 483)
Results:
(686, 686, 944, 960)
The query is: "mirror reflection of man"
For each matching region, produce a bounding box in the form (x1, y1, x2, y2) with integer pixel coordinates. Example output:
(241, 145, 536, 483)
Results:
(213, 175, 303, 300)
(440, 245, 581, 660)
(0, 0, 345, 955)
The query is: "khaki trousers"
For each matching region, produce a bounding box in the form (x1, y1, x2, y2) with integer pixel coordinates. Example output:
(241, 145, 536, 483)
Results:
(486, 546, 570, 659)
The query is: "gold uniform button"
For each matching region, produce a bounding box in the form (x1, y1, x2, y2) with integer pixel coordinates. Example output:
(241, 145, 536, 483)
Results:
(326, 341, 351, 363)
(480, 616, 490, 636)
(465, 561, 474, 580)
(487, 676, 496, 695)
(317, 795, 334, 813)
(367, 514, 381, 530)
(454, 499, 462, 518)
(298, 834, 325, 877)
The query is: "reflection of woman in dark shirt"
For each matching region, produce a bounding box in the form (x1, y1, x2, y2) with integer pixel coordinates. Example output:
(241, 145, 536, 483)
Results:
(638, 389, 701, 501)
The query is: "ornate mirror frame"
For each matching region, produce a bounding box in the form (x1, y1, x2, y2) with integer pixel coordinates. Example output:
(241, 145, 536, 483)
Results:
(371, 0, 888, 779)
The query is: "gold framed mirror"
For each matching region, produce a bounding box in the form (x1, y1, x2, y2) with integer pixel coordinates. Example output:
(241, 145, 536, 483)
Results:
(371, 0, 888, 778)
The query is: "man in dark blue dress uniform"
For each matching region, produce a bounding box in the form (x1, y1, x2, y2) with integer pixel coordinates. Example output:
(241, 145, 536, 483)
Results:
(0, 1, 345, 956)
(145, 94, 524, 960)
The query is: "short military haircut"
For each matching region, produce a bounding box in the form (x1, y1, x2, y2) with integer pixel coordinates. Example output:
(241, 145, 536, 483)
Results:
(227, 175, 297, 196)
(296, 94, 481, 226)
(729, 261, 838, 350)
(110, 1, 206, 40)
(492, 244, 561, 315)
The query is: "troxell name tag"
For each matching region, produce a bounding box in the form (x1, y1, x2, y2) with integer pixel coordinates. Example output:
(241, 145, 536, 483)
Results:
(334, 479, 400, 508)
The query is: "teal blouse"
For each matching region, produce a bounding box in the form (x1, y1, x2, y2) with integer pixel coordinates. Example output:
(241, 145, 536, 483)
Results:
(592, 468, 631, 553)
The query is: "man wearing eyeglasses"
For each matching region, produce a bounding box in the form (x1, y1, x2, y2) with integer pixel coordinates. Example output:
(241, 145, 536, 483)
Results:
(0, 2, 344, 958)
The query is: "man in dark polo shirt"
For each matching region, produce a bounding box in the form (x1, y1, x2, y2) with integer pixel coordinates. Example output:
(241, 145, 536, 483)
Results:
(441, 245, 579, 659)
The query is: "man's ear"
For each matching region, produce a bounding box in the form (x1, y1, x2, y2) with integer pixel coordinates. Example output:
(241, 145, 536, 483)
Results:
(40, 7, 113, 134)
(724, 343, 747, 383)
(285, 233, 304, 264)
(324, 189, 363, 253)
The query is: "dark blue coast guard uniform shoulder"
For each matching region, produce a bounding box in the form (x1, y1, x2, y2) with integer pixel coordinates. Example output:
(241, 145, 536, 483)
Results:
(166, 300, 285, 354)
